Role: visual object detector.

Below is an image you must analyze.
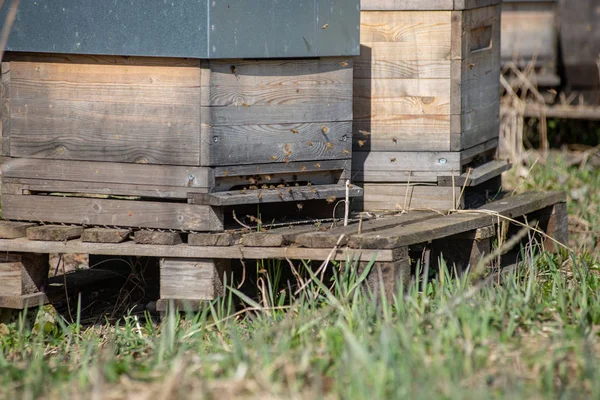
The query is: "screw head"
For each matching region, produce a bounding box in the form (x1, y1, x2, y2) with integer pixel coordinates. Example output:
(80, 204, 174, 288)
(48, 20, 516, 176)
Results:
(340, 135, 348, 142)
(439, 158, 448, 164)
(213, 136, 219, 143)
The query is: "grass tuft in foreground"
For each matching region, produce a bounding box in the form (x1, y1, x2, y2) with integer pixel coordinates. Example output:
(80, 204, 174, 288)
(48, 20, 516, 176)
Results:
(1, 243, 600, 399)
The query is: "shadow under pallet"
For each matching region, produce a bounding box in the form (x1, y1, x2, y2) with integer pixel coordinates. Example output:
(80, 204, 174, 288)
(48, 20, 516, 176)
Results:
(0, 191, 567, 313)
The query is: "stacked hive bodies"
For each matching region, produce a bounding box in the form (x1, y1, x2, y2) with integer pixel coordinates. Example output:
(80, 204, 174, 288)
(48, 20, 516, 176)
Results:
(0, 0, 361, 231)
(353, 0, 503, 210)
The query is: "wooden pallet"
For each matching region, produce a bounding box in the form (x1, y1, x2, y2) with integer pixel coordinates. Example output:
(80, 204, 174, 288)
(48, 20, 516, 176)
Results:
(0, 191, 567, 311)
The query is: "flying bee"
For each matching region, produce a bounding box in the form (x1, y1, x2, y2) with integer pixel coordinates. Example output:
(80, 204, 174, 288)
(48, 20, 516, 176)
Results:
(326, 196, 336, 204)
(277, 184, 285, 189)
(297, 203, 304, 210)
(326, 142, 334, 150)
(307, 141, 313, 147)
(359, 130, 370, 136)
(271, 156, 278, 161)
(249, 185, 258, 190)
(241, 188, 247, 194)
(278, 192, 285, 200)
(269, 185, 276, 190)
(343, 149, 350, 155)
(339, 61, 349, 67)
(262, 184, 268, 189)
(321, 126, 329, 134)
(311, 188, 317, 194)
(223, 171, 229, 177)
(314, 163, 321, 168)
(307, 182, 312, 186)
(358, 140, 366, 147)
(390, 158, 397, 163)
(257, 192, 263, 200)
(230, 65, 236, 74)
(301, 166, 307, 172)
(392, 138, 398, 144)
(290, 129, 299, 134)
(265, 175, 272, 181)
(284, 157, 290, 163)
(322, 24, 329, 29)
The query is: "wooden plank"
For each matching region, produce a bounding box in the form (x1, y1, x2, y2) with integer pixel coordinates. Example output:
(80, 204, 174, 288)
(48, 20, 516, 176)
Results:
(353, 126, 453, 152)
(0, 260, 22, 296)
(1, 62, 10, 156)
(203, 58, 353, 87)
(241, 233, 286, 247)
(212, 158, 349, 178)
(458, 103, 500, 150)
(189, 184, 362, 207)
(27, 225, 83, 241)
(0, 292, 48, 310)
(188, 233, 238, 247)
(3, 195, 224, 231)
(359, 41, 451, 63)
(160, 259, 230, 301)
(201, 84, 352, 108)
(81, 228, 132, 243)
(354, 78, 451, 112)
(9, 59, 201, 86)
(360, 0, 501, 10)
(2, 159, 211, 190)
(10, 98, 200, 166)
(353, 115, 450, 134)
(201, 121, 352, 166)
(353, 57, 451, 79)
(460, 138, 498, 164)
(360, 11, 452, 44)
(349, 191, 567, 249)
(0, 221, 36, 239)
(352, 151, 461, 181)
(201, 102, 352, 126)
(0, 238, 396, 262)
(134, 231, 183, 246)
(358, 183, 459, 211)
(437, 160, 511, 186)
(296, 211, 439, 248)
(3, 178, 208, 200)
(361, 0, 454, 11)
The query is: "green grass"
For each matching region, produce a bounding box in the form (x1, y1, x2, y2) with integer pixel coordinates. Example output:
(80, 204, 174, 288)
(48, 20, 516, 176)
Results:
(1, 156, 600, 399)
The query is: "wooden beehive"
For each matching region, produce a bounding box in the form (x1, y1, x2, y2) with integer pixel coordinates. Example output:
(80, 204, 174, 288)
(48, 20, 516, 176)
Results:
(354, 0, 505, 211)
(0, 54, 357, 231)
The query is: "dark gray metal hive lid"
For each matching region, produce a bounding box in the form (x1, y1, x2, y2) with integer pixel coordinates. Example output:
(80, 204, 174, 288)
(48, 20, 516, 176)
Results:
(1, 0, 360, 59)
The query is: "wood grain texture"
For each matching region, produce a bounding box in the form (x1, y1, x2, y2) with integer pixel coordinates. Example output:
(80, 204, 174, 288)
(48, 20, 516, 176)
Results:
(0, 221, 36, 239)
(9, 98, 200, 165)
(354, 57, 451, 79)
(0, 292, 48, 310)
(134, 231, 183, 245)
(350, 191, 567, 248)
(189, 184, 362, 207)
(188, 233, 237, 247)
(201, 122, 352, 166)
(437, 160, 510, 186)
(357, 183, 458, 211)
(1, 62, 10, 156)
(2, 195, 224, 231)
(81, 228, 132, 243)
(26, 225, 83, 241)
(202, 58, 353, 87)
(0, 238, 396, 262)
(296, 211, 439, 248)
(160, 259, 230, 301)
(2, 159, 211, 190)
(352, 151, 461, 181)
(361, 0, 500, 10)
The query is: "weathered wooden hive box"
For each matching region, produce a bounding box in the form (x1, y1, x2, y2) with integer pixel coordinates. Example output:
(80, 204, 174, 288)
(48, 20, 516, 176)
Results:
(0, 0, 360, 231)
(354, 0, 504, 211)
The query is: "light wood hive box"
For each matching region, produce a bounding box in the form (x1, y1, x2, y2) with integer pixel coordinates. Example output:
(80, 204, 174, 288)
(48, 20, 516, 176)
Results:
(0, 54, 355, 231)
(354, 0, 503, 211)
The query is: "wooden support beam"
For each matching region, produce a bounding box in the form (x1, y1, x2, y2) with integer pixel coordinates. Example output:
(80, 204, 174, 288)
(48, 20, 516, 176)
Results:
(26, 225, 83, 242)
(134, 231, 183, 246)
(0, 221, 36, 239)
(81, 228, 131, 243)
